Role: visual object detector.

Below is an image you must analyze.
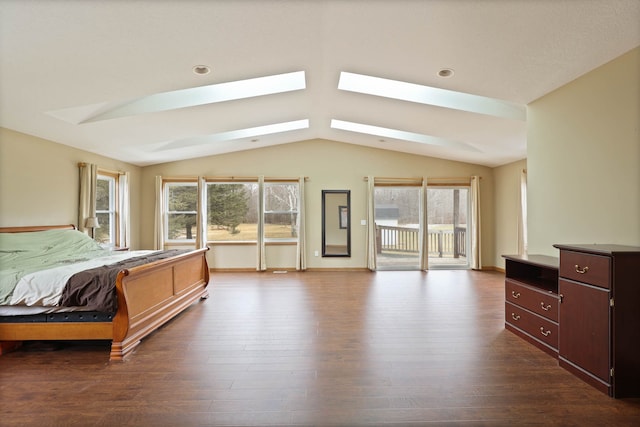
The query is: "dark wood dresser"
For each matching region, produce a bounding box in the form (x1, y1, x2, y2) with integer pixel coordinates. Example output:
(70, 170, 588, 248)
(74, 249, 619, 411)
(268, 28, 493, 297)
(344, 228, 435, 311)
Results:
(504, 244, 640, 398)
(503, 254, 559, 357)
(553, 244, 640, 398)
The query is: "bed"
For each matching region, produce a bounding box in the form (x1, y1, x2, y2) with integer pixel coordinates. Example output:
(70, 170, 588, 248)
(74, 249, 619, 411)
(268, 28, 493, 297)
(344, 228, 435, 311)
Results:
(0, 224, 209, 361)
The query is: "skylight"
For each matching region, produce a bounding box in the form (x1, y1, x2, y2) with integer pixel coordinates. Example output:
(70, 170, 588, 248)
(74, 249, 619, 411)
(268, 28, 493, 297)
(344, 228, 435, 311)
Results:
(338, 72, 525, 121)
(48, 71, 307, 124)
(330, 119, 480, 152)
(152, 119, 310, 151)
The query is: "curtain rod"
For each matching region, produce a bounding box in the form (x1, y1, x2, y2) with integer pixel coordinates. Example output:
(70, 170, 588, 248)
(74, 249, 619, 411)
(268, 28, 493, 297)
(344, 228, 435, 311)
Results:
(78, 162, 126, 175)
(363, 177, 423, 182)
(427, 176, 482, 181)
(204, 176, 308, 182)
(363, 176, 481, 181)
(159, 176, 199, 182)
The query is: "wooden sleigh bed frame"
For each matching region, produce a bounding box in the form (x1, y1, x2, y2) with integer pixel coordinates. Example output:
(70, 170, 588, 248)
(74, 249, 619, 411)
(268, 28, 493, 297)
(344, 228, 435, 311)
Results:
(0, 224, 210, 361)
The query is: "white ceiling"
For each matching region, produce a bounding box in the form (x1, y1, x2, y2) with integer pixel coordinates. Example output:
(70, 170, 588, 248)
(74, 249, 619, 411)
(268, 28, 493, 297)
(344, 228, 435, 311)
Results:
(1, 0, 639, 167)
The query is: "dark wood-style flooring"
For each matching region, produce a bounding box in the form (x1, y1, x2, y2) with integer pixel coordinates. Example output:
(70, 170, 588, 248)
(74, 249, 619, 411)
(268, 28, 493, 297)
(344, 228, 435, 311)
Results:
(1, 270, 640, 426)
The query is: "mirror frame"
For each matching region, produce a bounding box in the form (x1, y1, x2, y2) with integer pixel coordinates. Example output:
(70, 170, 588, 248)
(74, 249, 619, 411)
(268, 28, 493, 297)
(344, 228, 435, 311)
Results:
(321, 190, 351, 257)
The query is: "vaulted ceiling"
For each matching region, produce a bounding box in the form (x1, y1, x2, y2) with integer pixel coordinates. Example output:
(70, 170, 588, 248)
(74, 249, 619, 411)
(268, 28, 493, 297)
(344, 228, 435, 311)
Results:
(1, 0, 638, 167)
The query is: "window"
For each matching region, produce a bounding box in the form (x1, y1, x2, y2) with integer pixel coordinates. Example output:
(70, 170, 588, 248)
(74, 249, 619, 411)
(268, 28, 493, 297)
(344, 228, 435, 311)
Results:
(96, 173, 116, 246)
(519, 169, 528, 254)
(264, 182, 299, 241)
(165, 182, 198, 242)
(206, 182, 258, 242)
(161, 178, 301, 246)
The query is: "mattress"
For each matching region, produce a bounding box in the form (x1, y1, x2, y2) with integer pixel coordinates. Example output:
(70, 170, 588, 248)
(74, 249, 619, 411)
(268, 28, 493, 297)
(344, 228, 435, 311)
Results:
(0, 228, 162, 313)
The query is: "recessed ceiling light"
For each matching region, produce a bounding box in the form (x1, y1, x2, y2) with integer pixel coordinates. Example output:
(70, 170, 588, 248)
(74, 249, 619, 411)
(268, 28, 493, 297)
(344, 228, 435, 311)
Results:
(193, 65, 211, 75)
(437, 68, 454, 78)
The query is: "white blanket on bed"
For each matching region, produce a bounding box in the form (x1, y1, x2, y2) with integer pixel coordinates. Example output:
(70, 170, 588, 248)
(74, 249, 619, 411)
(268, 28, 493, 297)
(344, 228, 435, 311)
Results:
(8, 250, 156, 307)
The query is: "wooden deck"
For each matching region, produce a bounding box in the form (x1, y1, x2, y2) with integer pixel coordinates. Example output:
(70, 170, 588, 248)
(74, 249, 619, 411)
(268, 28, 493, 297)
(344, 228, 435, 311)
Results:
(376, 252, 469, 269)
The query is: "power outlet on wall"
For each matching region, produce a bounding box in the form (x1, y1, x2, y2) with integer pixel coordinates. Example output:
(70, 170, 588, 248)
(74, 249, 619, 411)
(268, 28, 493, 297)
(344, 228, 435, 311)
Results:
(314, 250, 319, 257)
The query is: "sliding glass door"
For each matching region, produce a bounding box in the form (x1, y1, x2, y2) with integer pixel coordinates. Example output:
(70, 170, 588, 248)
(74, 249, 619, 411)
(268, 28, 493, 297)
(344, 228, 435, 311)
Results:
(427, 187, 470, 269)
(373, 186, 422, 270)
(371, 183, 471, 270)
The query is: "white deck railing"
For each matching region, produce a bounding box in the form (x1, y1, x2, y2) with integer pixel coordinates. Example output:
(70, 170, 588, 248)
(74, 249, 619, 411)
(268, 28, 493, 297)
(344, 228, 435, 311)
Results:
(375, 225, 466, 258)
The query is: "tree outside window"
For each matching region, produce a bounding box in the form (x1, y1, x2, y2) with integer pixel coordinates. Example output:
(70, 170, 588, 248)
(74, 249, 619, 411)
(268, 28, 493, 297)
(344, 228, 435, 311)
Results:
(166, 182, 198, 241)
(264, 182, 298, 241)
(96, 174, 116, 245)
(207, 182, 258, 242)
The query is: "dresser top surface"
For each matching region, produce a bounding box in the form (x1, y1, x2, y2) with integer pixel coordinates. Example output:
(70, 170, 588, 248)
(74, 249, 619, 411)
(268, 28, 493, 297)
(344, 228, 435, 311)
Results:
(502, 254, 559, 269)
(553, 243, 640, 255)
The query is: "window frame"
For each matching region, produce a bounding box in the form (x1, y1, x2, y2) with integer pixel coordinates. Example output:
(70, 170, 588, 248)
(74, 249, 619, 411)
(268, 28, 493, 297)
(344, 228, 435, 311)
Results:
(205, 181, 259, 243)
(164, 180, 198, 243)
(263, 181, 299, 243)
(96, 171, 118, 247)
(161, 176, 302, 246)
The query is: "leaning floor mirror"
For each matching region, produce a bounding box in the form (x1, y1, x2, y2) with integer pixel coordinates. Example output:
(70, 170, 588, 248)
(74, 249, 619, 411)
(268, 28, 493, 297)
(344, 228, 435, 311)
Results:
(321, 190, 351, 257)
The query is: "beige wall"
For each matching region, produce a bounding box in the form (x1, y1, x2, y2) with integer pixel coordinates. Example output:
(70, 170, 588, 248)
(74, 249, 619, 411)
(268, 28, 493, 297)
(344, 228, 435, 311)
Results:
(0, 130, 498, 270)
(0, 128, 143, 248)
(527, 47, 640, 256)
(141, 139, 495, 269)
(492, 158, 527, 269)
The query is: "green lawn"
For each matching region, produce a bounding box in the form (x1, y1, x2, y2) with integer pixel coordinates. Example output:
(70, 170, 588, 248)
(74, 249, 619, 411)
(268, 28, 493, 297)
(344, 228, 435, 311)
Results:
(208, 223, 296, 241)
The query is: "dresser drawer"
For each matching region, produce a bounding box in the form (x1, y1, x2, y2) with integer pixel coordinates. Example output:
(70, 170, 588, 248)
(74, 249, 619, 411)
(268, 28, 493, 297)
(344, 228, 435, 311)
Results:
(506, 302, 558, 350)
(559, 250, 611, 289)
(505, 279, 558, 322)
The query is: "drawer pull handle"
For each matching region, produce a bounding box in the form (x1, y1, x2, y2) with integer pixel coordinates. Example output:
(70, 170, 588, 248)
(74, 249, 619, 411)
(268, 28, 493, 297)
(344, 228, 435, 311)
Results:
(511, 291, 521, 299)
(540, 327, 551, 337)
(575, 264, 589, 274)
(511, 313, 521, 321)
(541, 302, 552, 311)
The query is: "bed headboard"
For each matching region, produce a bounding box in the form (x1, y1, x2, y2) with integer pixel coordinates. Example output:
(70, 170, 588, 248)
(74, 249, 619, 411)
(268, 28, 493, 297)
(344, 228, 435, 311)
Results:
(0, 224, 76, 233)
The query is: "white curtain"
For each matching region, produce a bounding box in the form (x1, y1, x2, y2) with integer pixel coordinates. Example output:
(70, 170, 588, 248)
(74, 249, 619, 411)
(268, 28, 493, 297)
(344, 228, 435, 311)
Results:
(517, 169, 528, 255)
(78, 163, 97, 235)
(256, 176, 266, 271)
(154, 176, 165, 250)
(365, 176, 377, 271)
(118, 171, 131, 248)
(469, 175, 482, 270)
(419, 178, 429, 270)
(196, 177, 208, 249)
(296, 176, 306, 271)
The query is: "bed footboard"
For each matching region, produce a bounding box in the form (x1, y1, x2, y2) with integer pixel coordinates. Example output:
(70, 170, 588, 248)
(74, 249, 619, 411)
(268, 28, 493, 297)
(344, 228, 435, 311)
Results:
(110, 247, 210, 360)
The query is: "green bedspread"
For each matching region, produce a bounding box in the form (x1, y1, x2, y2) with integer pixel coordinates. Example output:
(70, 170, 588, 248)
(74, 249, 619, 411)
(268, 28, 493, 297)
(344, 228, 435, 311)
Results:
(0, 229, 108, 304)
